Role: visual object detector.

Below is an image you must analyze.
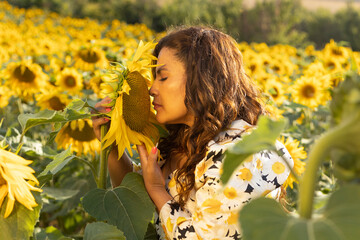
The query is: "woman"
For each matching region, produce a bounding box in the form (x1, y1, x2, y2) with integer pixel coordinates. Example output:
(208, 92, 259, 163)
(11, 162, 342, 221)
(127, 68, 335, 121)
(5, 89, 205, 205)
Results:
(93, 26, 293, 239)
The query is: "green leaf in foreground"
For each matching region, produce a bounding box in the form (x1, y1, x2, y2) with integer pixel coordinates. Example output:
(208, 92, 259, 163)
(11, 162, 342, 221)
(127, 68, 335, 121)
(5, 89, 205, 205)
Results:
(38, 147, 75, 177)
(82, 173, 155, 240)
(221, 116, 286, 184)
(42, 187, 79, 201)
(82, 188, 108, 222)
(84, 222, 125, 240)
(0, 193, 42, 240)
(240, 185, 360, 240)
(18, 109, 67, 135)
(18, 99, 92, 136)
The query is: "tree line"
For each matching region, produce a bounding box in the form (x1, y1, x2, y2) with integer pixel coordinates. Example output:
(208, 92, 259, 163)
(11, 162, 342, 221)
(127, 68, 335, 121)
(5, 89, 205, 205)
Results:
(8, 0, 360, 50)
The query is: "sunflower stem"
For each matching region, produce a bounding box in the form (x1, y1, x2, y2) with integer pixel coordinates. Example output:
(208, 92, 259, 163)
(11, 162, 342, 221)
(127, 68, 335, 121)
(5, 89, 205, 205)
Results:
(98, 124, 109, 189)
(298, 123, 342, 219)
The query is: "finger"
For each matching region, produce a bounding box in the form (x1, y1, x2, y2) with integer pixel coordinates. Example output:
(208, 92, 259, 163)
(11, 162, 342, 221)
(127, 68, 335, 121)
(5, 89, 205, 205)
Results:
(137, 144, 148, 165)
(95, 97, 113, 108)
(148, 146, 158, 164)
(92, 117, 110, 126)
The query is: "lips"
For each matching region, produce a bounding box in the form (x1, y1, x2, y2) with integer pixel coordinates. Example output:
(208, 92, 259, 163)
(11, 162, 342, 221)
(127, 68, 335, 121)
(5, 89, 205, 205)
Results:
(152, 102, 162, 110)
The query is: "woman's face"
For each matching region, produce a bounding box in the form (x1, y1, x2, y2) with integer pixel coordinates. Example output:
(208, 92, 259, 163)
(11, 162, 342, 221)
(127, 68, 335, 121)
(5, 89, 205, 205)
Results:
(150, 47, 194, 126)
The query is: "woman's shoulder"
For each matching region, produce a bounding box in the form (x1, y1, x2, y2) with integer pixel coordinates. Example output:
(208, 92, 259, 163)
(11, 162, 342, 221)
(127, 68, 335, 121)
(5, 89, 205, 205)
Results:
(195, 119, 294, 183)
(194, 120, 254, 180)
(207, 119, 254, 154)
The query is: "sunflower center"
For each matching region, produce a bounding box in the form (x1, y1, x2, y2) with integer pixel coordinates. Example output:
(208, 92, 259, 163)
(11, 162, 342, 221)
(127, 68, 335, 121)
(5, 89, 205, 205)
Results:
(302, 85, 316, 98)
(249, 64, 257, 72)
(79, 49, 100, 63)
(64, 121, 96, 142)
(270, 87, 279, 98)
(13, 65, 36, 83)
(122, 71, 150, 132)
(272, 65, 280, 72)
(65, 75, 76, 87)
(331, 48, 342, 56)
(48, 96, 66, 110)
(326, 61, 335, 69)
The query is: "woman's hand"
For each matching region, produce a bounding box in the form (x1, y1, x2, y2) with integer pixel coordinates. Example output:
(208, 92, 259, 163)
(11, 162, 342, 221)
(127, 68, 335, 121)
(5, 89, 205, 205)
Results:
(137, 144, 172, 211)
(91, 97, 112, 141)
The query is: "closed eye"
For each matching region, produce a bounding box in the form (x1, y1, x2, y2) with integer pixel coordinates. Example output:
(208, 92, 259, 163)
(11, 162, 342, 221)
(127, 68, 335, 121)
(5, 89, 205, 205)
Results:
(160, 77, 168, 81)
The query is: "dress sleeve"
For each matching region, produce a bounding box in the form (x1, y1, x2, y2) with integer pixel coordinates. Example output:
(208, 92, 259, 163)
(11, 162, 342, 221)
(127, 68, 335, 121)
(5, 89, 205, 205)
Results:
(159, 140, 293, 239)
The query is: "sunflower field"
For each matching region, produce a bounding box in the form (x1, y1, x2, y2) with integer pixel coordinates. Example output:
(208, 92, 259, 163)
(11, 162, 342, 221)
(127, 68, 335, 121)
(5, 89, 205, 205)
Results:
(1, 1, 360, 240)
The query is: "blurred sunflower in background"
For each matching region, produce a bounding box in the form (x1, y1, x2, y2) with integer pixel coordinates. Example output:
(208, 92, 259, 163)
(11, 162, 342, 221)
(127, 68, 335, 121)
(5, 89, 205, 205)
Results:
(55, 119, 100, 156)
(55, 68, 83, 95)
(280, 136, 307, 189)
(0, 86, 13, 108)
(89, 70, 106, 98)
(100, 40, 160, 158)
(291, 76, 327, 109)
(74, 46, 108, 71)
(264, 78, 287, 105)
(0, 148, 42, 218)
(3, 60, 48, 101)
(35, 89, 72, 111)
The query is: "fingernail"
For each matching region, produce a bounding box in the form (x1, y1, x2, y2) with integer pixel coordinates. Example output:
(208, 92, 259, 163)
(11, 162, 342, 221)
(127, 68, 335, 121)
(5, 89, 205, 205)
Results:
(151, 146, 157, 154)
(105, 118, 110, 122)
(105, 108, 112, 112)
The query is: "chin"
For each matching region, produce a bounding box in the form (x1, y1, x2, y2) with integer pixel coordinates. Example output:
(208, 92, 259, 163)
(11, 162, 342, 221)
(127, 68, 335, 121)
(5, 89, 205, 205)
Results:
(155, 115, 166, 124)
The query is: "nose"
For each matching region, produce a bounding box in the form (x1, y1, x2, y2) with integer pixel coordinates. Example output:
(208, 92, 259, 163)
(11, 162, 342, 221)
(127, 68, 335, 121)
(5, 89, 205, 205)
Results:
(149, 82, 158, 97)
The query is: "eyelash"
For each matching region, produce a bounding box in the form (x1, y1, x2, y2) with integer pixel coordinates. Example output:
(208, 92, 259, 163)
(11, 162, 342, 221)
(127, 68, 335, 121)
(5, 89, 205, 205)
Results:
(160, 77, 168, 81)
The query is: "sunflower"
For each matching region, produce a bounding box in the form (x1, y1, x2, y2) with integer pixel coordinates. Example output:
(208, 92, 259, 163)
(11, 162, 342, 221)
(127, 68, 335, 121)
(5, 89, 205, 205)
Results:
(74, 46, 108, 71)
(55, 68, 83, 95)
(265, 104, 285, 120)
(279, 136, 306, 189)
(55, 119, 100, 156)
(290, 76, 327, 109)
(100, 41, 160, 158)
(89, 70, 106, 98)
(4, 60, 48, 101)
(0, 149, 42, 218)
(264, 78, 287, 105)
(35, 88, 72, 111)
(0, 86, 13, 108)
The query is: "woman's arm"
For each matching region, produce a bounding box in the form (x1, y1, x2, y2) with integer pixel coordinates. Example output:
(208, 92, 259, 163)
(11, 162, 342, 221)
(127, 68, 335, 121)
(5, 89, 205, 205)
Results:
(107, 147, 133, 187)
(137, 144, 172, 212)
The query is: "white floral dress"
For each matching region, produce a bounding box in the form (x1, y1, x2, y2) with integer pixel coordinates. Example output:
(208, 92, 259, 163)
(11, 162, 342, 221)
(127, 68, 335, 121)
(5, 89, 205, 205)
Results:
(155, 119, 294, 240)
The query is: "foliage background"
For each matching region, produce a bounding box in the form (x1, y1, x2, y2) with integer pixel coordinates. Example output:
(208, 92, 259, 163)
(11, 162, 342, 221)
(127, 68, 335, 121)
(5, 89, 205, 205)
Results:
(7, 0, 360, 50)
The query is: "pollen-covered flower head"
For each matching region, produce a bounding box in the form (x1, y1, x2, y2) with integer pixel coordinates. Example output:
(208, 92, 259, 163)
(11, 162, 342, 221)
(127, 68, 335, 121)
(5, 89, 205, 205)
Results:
(100, 41, 160, 158)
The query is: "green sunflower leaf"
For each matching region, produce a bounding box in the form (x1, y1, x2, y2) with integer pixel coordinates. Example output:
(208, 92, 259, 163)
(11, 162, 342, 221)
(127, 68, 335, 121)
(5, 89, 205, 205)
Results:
(38, 147, 76, 177)
(18, 99, 92, 137)
(18, 109, 67, 135)
(221, 116, 286, 184)
(0, 192, 42, 240)
(240, 185, 360, 240)
(84, 222, 125, 240)
(82, 188, 108, 222)
(82, 173, 155, 240)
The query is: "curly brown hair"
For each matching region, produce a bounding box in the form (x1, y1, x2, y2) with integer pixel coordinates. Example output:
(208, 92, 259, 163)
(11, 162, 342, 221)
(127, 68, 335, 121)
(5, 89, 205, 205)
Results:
(152, 26, 264, 208)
